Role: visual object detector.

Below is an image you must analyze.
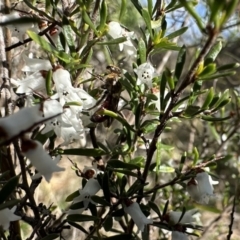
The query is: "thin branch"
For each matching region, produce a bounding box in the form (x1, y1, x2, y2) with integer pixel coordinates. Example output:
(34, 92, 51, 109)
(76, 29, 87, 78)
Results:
(227, 197, 236, 240)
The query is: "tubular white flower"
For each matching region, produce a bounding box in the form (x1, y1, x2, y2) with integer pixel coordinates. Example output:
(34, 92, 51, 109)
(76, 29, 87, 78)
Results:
(11, 71, 47, 94)
(124, 201, 153, 232)
(108, 21, 136, 55)
(22, 55, 52, 72)
(21, 139, 65, 182)
(186, 170, 218, 204)
(168, 209, 197, 224)
(172, 231, 189, 240)
(0, 206, 21, 230)
(72, 178, 101, 209)
(134, 62, 158, 88)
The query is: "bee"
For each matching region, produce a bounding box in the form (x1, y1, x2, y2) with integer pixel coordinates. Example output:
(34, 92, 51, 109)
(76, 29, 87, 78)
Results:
(90, 65, 122, 127)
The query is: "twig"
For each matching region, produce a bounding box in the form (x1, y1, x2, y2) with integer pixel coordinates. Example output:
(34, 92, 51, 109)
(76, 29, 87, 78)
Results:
(227, 196, 236, 240)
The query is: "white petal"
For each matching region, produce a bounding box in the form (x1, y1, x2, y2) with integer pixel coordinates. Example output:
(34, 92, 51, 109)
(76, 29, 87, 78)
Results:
(22, 55, 52, 72)
(11, 71, 46, 94)
(0, 208, 21, 230)
(43, 99, 63, 118)
(21, 139, 65, 182)
(108, 21, 122, 38)
(169, 209, 197, 224)
(0, 104, 43, 141)
(124, 202, 153, 232)
(53, 68, 72, 90)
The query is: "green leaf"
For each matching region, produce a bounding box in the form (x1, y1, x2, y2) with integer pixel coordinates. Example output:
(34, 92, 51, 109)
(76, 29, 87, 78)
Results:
(198, 63, 216, 77)
(40, 234, 59, 240)
(205, 41, 222, 65)
(61, 148, 108, 156)
(0, 176, 19, 204)
(119, 0, 127, 21)
(156, 142, 174, 151)
(101, 109, 135, 132)
(130, 0, 143, 15)
(103, 216, 113, 232)
(166, 27, 188, 40)
(152, 165, 175, 173)
(142, 8, 153, 39)
(202, 87, 214, 109)
(109, 168, 139, 177)
(82, 11, 98, 35)
(46, 70, 53, 96)
(199, 71, 236, 80)
(99, 0, 107, 32)
(184, 106, 201, 117)
(67, 221, 89, 234)
(97, 37, 127, 45)
(65, 190, 79, 202)
(91, 196, 111, 206)
(193, 147, 199, 166)
(127, 180, 145, 196)
(148, 201, 161, 218)
(138, 38, 147, 64)
(201, 115, 231, 122)
(130, 156, 145, 168)
(67, 214, 99, 222)
(107, 160, 139, 170)
(154, 39, 181, 51)
(70, 202, 84, 210)
(178, 0, 204, 31)
(63, 25, 76, 51)
(175, 45, 186, 80)
(217, 63, 240, 71)
(27, 31, 72, 63)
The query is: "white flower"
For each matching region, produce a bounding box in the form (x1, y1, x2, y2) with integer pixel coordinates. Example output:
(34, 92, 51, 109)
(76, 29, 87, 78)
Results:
(22, 55, 52, 72)
(0, 206, 21, 230)
(124, 201, 153, 232)
(11, 71, 47, 94)
(172, 231, 188, 240)
(108, 21, 136, 55)
(168, 209, 197, 224)
(21, 139, 65, 182)
(134, 62, 158, 88)
(1, 12, 37, 43)
(71, 178, 101, 209)
(186, 170, 218, 204)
